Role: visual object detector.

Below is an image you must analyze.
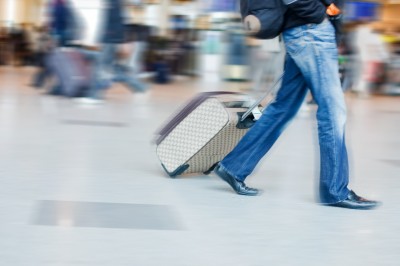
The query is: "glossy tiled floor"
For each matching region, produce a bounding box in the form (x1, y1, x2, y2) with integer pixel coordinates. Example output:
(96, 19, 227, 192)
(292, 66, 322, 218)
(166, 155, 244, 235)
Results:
(0, 66, 399, 265)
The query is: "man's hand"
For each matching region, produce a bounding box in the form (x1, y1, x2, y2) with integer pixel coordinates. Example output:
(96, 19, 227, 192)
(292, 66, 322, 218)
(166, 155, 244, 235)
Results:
(326, 3, 341, 17)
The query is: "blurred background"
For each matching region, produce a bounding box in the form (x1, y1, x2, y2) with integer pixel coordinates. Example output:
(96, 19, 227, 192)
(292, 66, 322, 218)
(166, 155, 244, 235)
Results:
(0, 0, 399, 265)
(0, 0, 398, 94)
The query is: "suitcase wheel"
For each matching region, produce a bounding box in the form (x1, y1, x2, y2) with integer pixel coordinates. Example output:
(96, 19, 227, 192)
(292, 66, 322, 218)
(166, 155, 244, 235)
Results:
(203, 163, 219, 175)
(162, 164, 189, 178)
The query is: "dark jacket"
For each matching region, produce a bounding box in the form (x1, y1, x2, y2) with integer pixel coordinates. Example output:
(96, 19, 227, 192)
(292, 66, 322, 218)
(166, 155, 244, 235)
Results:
(49, 0, 79, 46)
(102, 0, 125, 44)
(51, 0, 68, 33)
(283, 0, 343, 30)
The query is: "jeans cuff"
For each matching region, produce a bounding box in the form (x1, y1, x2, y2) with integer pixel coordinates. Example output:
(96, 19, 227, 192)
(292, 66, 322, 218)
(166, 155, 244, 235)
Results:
(320, 190, 350, 205)
(218, 163, 243, 182)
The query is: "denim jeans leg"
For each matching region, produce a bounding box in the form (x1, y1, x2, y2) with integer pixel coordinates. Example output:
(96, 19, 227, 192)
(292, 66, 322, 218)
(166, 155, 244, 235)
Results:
(33, 67, 49, 88)
(283, 19, 350, 204)
(127, 41, 147, 74)
(113, 64, 147, 92)
(88, 44, 116, 98)
(220, 54, 309, 181)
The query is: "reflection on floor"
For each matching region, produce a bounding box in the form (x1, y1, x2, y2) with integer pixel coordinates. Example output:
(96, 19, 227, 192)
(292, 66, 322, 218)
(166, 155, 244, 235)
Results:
(34, 200, 183, 230)
(0, 66, 399, 265)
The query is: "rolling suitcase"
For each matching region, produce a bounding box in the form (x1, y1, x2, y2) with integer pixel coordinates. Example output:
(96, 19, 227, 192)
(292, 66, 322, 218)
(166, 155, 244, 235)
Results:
(47, 48, 91, 97)
(156, 76, 282, 178)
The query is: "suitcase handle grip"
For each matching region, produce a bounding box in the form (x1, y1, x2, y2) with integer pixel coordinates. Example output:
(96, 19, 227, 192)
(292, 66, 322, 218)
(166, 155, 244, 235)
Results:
(240, 72, 284, 122)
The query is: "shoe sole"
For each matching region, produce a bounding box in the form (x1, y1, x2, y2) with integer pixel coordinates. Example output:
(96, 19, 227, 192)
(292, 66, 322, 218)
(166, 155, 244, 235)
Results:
(324, 203, 380, 210)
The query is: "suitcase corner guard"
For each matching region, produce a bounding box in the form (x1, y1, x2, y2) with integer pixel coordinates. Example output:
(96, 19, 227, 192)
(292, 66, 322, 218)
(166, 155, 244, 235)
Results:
(161, 164, 190, 178)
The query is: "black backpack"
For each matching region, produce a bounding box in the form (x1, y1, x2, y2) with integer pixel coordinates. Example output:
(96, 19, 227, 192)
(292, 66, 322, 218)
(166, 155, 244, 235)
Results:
(240, 0, 288, 39)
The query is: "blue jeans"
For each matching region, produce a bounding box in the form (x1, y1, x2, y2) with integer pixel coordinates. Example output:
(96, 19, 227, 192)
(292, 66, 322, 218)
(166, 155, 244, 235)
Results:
(126, 41, 147, 74)
(89, 44, 147, 99)
(219, 19, 349, 204)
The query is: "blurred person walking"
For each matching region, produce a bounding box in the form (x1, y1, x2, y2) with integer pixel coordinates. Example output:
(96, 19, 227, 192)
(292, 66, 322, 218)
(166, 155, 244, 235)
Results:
(31, 0, 80, 94)
(49, 0, 79, 47)
(352, 25, 390, 97)
(31, 26, 54, 88)
(251, 37, 284, 92)
(85, 0, 148, 101)
(214, 0, 380, 210)
(27, 26, 41, 66)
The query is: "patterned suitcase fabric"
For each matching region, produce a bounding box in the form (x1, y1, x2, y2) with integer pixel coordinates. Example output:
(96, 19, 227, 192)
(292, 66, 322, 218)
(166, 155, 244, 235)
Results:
(156, 92, 253, 177)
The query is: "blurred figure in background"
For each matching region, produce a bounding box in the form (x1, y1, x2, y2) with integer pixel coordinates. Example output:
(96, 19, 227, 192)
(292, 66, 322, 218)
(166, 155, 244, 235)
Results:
(49, 0, 79, 47)
(222, 23, 249, 81)
(0, 27, 9, 65)
(36, 0, 82, 95)
(337, 32, 356, 92)
(31, 25, 54, 88)
(26, 25, 41, 66)
(353, 25, 390, 97)
(85, 0, 148, 101)
(123, 24, 151, 75)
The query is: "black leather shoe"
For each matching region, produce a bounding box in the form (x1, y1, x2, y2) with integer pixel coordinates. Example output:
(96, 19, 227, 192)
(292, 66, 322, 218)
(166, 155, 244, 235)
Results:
(214, 165, 259, 196)
(327, 191, 381, 210)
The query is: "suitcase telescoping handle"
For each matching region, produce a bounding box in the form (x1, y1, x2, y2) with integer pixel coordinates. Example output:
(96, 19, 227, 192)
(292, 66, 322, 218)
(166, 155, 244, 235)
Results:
(240, 72, 284, 122)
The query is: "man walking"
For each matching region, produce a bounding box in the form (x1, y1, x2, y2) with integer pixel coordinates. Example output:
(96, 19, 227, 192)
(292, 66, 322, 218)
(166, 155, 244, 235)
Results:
(214, 0, 380, 210)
